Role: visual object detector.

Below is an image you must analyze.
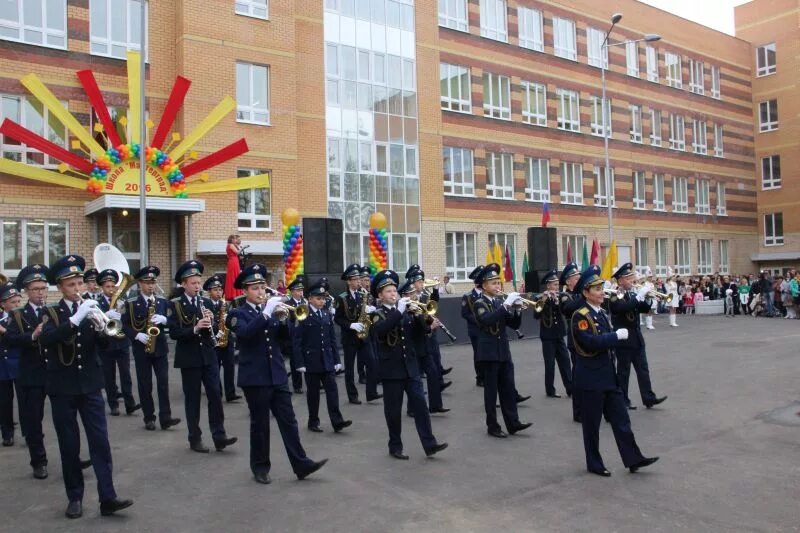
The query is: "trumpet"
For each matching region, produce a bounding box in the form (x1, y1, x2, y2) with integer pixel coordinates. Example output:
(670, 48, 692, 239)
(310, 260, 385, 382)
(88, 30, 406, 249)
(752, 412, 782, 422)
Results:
(273, 302, 309, 322)
(78, 296, 122, 337)
(422, 278, 439, 289)
(525, 291, 569, 313)
(497, 292, 540, 311)
(632, 283, 674, 303)
(407, 299, 438, 317)
(0, 273, 7, 284)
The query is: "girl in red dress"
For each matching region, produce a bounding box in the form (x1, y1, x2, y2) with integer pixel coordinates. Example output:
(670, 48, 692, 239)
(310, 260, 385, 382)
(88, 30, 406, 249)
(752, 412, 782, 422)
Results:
(224, 234, 243, 300)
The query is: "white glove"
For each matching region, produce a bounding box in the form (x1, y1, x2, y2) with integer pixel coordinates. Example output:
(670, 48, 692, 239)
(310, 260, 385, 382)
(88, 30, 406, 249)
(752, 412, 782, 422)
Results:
(365, 305, 376, 314)
(297, 367, 306, 373)
(503, 292, 521, 307)
(397, 297, 410, 314)
(69, 299, 99, 326)
(616, 328, 629, 340)
(135, 332, 149, 344)
(264, 297, 282, 317)
(106, 309, 121, 320)
(350, 322, 365, 333)
(636, 286, 650, 302)
(334, 363, 343, 371)
(150, 314, 167, 325)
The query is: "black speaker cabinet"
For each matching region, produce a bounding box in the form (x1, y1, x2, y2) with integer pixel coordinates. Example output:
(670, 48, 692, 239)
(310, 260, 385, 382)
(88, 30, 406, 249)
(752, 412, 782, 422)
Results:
(303, 218, 344, 275)
(527, 227, 558, 271)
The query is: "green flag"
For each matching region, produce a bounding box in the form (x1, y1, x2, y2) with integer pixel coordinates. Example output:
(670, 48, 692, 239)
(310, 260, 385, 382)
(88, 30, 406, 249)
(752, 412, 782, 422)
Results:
(510, 243, 517, 291)
(581, 240, 590, 270)
(521, 251, 529, 291)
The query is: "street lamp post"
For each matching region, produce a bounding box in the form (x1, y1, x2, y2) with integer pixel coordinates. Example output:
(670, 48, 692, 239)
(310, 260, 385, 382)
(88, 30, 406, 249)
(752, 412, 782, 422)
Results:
(600, 12, 660, 244)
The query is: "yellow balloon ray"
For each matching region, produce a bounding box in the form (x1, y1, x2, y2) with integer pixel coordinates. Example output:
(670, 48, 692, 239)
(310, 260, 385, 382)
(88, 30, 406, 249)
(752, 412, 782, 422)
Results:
(0, 159, 87, 190)
(127, 51, 141, 145)
(21, 74, 106, 158)
(183, 172, 270, 195)
(169, 96, 236, 161)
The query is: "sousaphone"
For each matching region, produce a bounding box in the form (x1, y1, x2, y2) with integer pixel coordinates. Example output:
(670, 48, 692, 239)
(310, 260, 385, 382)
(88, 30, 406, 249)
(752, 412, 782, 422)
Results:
(93, 243, 135, 337)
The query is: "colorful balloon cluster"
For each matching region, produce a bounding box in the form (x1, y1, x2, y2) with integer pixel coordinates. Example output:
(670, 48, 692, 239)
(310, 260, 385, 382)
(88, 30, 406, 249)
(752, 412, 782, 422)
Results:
(145, 146, 187, 198)
(84, 143, 188, 198)
(281, 208, 304, 285)
(368, 212, 389, 276)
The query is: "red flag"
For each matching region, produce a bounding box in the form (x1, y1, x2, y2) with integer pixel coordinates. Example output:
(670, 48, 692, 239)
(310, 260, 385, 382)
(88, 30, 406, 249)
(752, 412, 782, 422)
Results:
(504, 244, 513, 282)
(590, 239, 600, 265)
(566, 242, 573, 264)
(541, 201, 551, 228)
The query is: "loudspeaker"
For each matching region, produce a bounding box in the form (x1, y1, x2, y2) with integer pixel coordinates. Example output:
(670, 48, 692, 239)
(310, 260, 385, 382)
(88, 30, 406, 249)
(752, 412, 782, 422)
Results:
(528, 227, 558, 271)
(303, 218, 344, 275)
(524, 270, 550, 294)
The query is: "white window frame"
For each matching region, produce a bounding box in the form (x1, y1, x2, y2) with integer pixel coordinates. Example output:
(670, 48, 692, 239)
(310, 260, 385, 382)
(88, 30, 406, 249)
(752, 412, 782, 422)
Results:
(635, 237, 649, 274)
(517, 6, 543, 52)
(672, 176, 688, 213)
(719, 240, 729, 274)
(645, 46, 659, 82)
(482, 73, 511, 120)
(593, 166, 615, 207)
(438, 0, 468, 32)
(716, 182, 727, 216)
(486, 152, 514, 200)
(443, 146, 475, 197)
(488, 233, 516, 264)
(560, 162, 583, 205)
(521, 81, 547, 126)
(0, 218, 69, 277)
(479, 0, 508, 43)
(650, 109, 662, 146)
(756, 43, 776, 77)
(237, 168, 272, 231)
(713, 124, 724, 157)
(665, 52, 682, 89)
(626, 41, 639, 77)
(669, 113, 685, 151)
(655, 238, 668, 276)
(692, 120, 707, 155)
(524, 157, 550, 202)
(710, 65, 721, 99)
(697, 239, 712, 275)
(590, 96, 612, 137)
(553, 17, 577, 61)
(235, 0, 268, 20)
(764, 213, 784, 246)
(759, 99, 778, 132)
(0, 0, 67, 50)
(689, 59, 704, 95)
(633, 171, 646, 210)
(586, 27, 608, 69)
(440, 63, 472, 113)
(556, 89, 580, 132)
(446, 232, 477, 280)
(562, 235, 586, 264)
(630, 105, 642, 143)
(761, 155, 781, 190)
(652, 174, 665, 211)
(674, 239, 690, 275)
(695, 178, 710, 215)
(236, 63, 270, 125)
(90, 0, 149, 60)
(0, 94, 68, 168)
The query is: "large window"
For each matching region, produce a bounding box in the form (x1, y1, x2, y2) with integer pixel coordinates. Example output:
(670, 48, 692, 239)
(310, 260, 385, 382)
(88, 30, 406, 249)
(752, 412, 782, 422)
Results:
(650, 109, 662, 146)
(756, 43, 776, 77)
(521, 81, 546, 126)
(0, 218, 68, 275)
(673, 176, 688, 213)
(761, 155, 781, 189)
(590, 97, 611, 137)
(486, 152, 514, 199)
(560, 162, 583, 205)
(633, 171, 646, 209)
(236, 63, 270, 125)
(719, 240, 729, 274)
(674, 239, 690, 275)
(236, 0, 268, 19)
(438, 0, 468, 32)
(635, 238, 648, 274)
(479, 0, 507, 42)
(562, 235, 586, 265)
(626, 41, 639, 77)
(630, 105, 642, 143)
(764, 213, 783, 246)
(553, 17, 577, 61)
(1, 94, 67, 168)
(655, 238, 668, 276)
(593, 166, 615, 207)
(665, 52, 682, 88)
(90, 0, 147, 59)
(710, 65, 721, 99)
(669, 113, 685, 151)
(446, 232, 477, 280)
(518, 6, 543, 51)
(0, 0, 66, 49)
(440, 63, 471, 113)
(556, 89, 580, 132)
(759, 99, 778, 132)
(713, 124, 724, 157)
(689, 59, 704, 95)
(524, 157, 549, 202)
(697, 239, 712, 275)
(443, 146, 474, 196)
(692, 120, 707, 155)
(482, 73, 510, 120)
(237, 169, 271, 230)
(586, 27, 608, 69)
(653, 174, 665, 211)
(716, 182, 726, 216)
(646, 46, 658, 82)
(488, 233, 516, 262)
(695, 178, 710, 215)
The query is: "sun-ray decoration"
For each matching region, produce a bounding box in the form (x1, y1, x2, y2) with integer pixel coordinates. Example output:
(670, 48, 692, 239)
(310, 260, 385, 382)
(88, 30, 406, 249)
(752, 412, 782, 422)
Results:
(0, 51, 268, 198)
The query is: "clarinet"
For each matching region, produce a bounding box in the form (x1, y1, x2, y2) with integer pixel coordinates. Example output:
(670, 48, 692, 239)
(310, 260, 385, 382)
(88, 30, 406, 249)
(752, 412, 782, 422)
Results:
(196, 295, 218, 348)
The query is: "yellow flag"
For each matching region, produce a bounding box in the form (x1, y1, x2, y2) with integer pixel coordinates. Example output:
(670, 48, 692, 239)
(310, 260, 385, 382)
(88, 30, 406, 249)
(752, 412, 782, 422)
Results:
(485, 248, 494, 267)
(492, 242, 503, 278)
(601, 240, 618, 280)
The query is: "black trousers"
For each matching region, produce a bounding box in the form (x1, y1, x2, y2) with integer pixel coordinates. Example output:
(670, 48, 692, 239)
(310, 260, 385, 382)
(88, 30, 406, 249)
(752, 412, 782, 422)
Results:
(469, 335, 483, 382)
(241, 384, 315, 476)
(132, 350, 172, 424)
(616, 345, 657, 406)
(0, 378, 23, 440)
(540, 338, 573, 396)
(578, 388, 646, 472)
(216, 345, 237, 400)
(100, 348, 136, 410)
(382, 377, 436, 454)
(343, 342, 378, 400)
(20, 385, 47, 467)
(418, 354, 443, 410)
(568, 348, 581, 421)
(50, 391, 117, 503)
(426, 333, 445, 385)
(180, 364, 226, 445)
(304, 371, 344, 428)
(477, 361, 519, 433)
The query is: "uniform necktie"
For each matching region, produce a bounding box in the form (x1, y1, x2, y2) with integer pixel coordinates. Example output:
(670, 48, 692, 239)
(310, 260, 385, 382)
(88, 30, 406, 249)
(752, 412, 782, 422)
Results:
(72, 301, 79, 315)
(256, 304, 263, 314)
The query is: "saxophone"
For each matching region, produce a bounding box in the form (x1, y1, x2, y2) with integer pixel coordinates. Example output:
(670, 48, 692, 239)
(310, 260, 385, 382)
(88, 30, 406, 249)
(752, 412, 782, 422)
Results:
(356, 288, 372, 340)
(217, 300, 229, 348)
(144, 299, 160, 354)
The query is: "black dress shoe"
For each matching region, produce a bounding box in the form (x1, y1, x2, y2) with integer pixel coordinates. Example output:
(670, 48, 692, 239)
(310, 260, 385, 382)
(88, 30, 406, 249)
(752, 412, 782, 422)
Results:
(296, 458, 328, 480)
(516, 394, 531, 403)
(547, 393, 562, 398)
(424, 442, 448, 457)
(214, 436, 238, 451)
(441, 367, 453, 376)
(125, 404, 141, 415)
(440, 381, 453, 391)
(109, 406, 120, 416)
(2, 437, 13, 447)
(161, 417, 181, 430)
(629, 456, 659, 473)
(508, 422, 533, 435)
(390, 451, 409, 460)
(348, 398, 362, 405)
(100, 498, 133, 516)
(253, 472, 271, 484)
(589, 468, 612, 477)
(627, 404, 638, 410)
(65, 500, 82, 519)
(226, 394, 243, 402)
(333, 420, 352, 433)
(366, 394, 383, 402)
(645, 396, 667, 408)
(145, 421, 156, 431)
(33, 465, 48, 479)
(488, 428, 508, 438)
(190, 441, 210, 453)
(429, 407, 451, 414)
(80, 459, 92, 470)
(308, 425, 323, 433)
